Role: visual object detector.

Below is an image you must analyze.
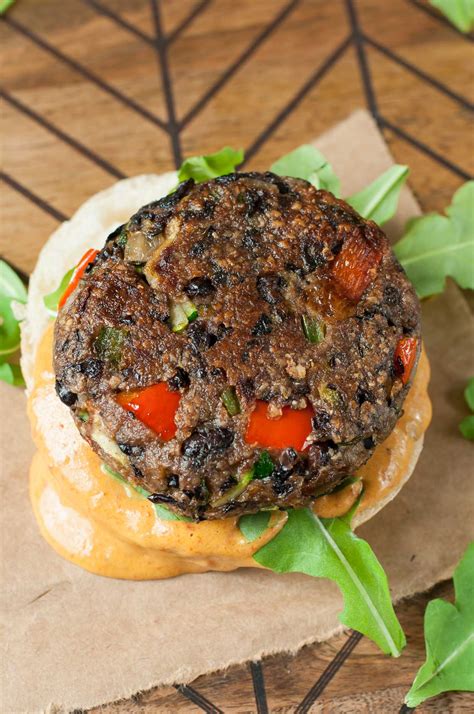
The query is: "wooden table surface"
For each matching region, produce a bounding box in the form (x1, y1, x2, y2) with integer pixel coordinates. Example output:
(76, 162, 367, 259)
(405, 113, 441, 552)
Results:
(1, 0, 473, 711)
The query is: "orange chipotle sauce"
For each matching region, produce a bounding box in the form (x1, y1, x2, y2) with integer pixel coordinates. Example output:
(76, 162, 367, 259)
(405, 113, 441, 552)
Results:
(28, 325, 431, 579)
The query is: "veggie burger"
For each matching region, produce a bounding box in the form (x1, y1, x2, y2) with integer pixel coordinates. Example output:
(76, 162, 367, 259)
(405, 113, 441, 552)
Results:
(23, 162, 431, 582)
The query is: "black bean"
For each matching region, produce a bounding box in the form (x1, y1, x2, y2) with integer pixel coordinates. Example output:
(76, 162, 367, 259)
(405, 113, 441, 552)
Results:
(242, 227, 260, 251)
(291, 380, 310, 397)
(280, 448, 298, 471)
(149, 308, 169, 322)
(219, 476, 237, 492)
(78, 358, 103, 378)
(182, 426, 234, 468)
(384, 285, 400, 306)
(212, 265, 230, 286)
(184, 277, 215, 298)
(238, 377, 255, 400)
(188, 323, 218, 352)
(356, 386, 372, 405)
(167, 474, 179, 488)
(168, 368, 190, 391)
(190, 240, 206, 257)
(272, 475, 293, 496)
(118, 443, 144, 457)
(252, 313, 272, 336)
(193, 365, 208, 380)
(148, 493, 177, 504)
(216, 323, 232, 340)
(312, 410, 331, 431)
(243, 189, 267, 216)
(285, 261, 305, 278)
(331, 238, 344, 256)
(55, 380, 77, 406)
(302, 239, 326, 271)
(131, 464, 144, 478)
(256, 274, 286, 304)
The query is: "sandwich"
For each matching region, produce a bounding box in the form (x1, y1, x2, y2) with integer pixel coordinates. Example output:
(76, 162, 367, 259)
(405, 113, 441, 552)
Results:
(21, 148, 431, 655)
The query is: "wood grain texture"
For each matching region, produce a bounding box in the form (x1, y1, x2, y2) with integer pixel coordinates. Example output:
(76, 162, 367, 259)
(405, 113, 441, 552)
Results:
(1, 0, 473, 710)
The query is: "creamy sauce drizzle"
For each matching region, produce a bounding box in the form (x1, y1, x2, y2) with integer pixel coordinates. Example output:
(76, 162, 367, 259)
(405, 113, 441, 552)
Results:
(29, 326, 431, 579)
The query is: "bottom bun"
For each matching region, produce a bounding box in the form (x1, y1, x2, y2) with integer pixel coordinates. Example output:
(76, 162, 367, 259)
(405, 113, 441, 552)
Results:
(27, 323, 431, 580)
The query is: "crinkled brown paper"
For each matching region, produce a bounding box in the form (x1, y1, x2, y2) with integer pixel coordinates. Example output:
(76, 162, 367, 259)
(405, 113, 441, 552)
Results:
(1, 110, 473, 713)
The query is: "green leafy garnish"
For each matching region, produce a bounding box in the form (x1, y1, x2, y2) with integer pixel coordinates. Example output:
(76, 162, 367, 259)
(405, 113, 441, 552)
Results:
(405, 542, 474, 708)
(0, 0, 16, 15)
(270, 145, 340, 196)
(0, 260, 27, 357)
(464, 378, 474, 411)
(394, 181, 474, 298)
(254, 450, 274, 478)
(239, 511, 271, 540)
(0, 261, 27, 388)
(460, 377, 474, 440)
(43, 268, 74, 315)
(0, 362, 25, 387)
(346, 165, 409, 226)
(430, 0, 474, 32)
(177, 147, 244, 184)
(240, 506, 406, 656)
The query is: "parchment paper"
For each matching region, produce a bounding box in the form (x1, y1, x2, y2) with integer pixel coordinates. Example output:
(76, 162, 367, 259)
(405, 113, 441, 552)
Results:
(1, 110, 473, 714)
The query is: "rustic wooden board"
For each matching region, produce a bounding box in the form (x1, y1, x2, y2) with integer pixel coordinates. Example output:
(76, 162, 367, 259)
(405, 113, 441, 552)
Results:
(1, 0, 473, 711)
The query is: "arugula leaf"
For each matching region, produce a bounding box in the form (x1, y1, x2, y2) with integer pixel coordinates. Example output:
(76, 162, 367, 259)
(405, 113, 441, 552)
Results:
(240, 511, 271, 541)
(464, 377, 474, 412)
(394, 182, 474, 298)
(0, 260, 27, 303)
(405, 542, 474, 708)
(0, 361, 25, 387)
(43, 267, 74, 315)
(430, 0, 474, 32)
(177, 147, 244, 184)
(240, 507, 405, 656)
(346, 165, 409, 225)
(0, 260, 27, 357)
(460, 415, 474, 440)
(270, 145, 340, 196)
(0, 0, 16, 15)
(459, 377, 474, 440)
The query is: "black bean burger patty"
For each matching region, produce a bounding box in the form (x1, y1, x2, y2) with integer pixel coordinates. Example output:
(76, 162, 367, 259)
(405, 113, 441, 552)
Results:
(53, 172, 421, 520)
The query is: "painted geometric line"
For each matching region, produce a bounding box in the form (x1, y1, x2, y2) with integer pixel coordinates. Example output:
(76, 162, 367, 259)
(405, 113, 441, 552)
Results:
(179, 0, 300, 129)
(1, 89, 126, 180)
(3, 15, 169, 131)
(1, 171, 68, 223)
(243, 35, 352, 163)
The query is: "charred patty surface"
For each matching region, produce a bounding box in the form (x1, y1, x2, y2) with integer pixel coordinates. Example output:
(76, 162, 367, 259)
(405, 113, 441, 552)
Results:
(53, 172, 421, 520)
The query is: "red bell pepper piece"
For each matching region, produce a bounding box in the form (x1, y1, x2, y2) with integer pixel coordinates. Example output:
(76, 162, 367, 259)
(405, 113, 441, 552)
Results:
(117, 382, 181, 441)
(394, 337, 418, 385)
(59, 248, 99, 310)
(245, 400, 314, 451)
(331, 234, 382, 302)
